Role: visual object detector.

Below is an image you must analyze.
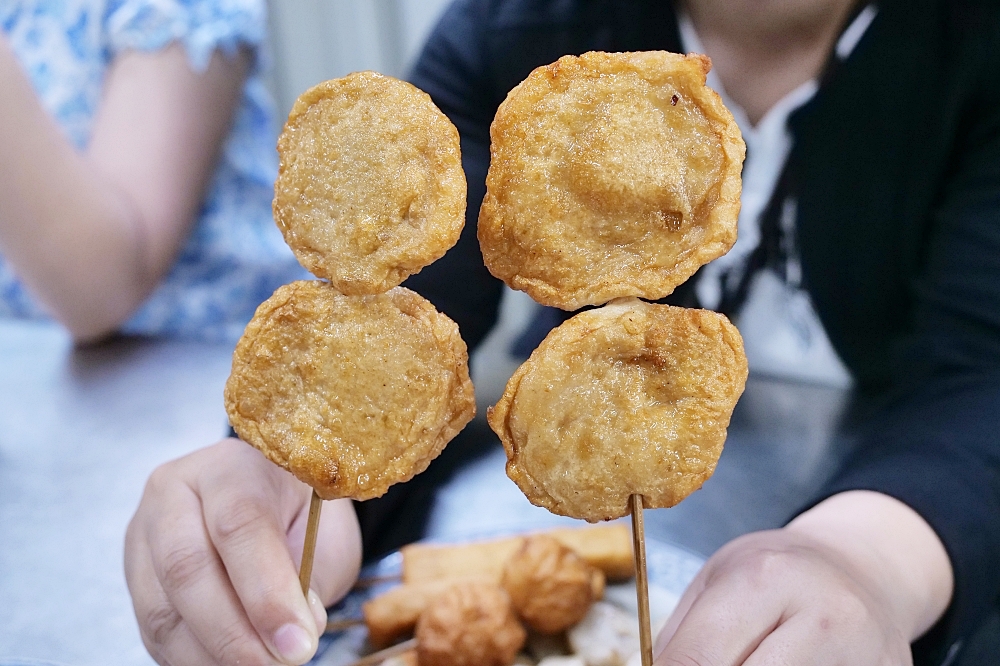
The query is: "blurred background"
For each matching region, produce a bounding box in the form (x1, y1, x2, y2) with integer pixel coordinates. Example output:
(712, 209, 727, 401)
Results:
(265, 0, 452, 129)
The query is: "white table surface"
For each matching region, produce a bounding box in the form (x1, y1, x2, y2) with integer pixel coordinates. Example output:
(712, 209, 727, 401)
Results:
(0, 321, 234, 665)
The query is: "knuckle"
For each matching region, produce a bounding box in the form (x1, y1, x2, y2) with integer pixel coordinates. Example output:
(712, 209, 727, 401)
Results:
(213, 497, 272, 545)
(741, 547, 795, 587)
(145, 461, 178, 496)
(661, 645, 716, 666)
(159, 541, 214, 594)
(248, 592, 292, 628)
(212, 620, 271, 666)
(813, 588, 873, 639)
(141, 599, 183, 649)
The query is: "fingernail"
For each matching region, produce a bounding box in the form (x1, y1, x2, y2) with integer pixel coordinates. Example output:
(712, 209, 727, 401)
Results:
(272, 623, 315, 664)
(308, 588, 327, 633)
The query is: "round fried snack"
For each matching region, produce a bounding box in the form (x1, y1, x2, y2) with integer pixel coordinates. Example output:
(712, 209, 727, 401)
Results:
(488, 299, 748, 522)
(501, 535, 603, 634)
(224, 281, 475, 500)
(416, 581, 527, 666)
(274, 71, 466, 293)
(479, 51, 744, 310)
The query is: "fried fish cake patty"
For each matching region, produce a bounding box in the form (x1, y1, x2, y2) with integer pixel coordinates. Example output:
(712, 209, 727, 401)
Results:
(224, 281, 475, 500)
(479, 51, 744, 310)
(501, 535, 603, 634)
(274, 71, 466, 294)
(416, 581, 527, 666)
(488, 299, 747, 522)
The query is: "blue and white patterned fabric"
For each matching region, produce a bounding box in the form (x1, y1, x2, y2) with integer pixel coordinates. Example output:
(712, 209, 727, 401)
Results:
(0, 0, 308, 342)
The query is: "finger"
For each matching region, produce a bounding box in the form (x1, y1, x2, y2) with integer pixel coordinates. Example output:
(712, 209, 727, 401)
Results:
(148, 476, 295, 665)
(740, 612, 910, 666)
(654, 567, 788, 666)
(197, 446, 322, 660)
(654, 565, 708, 657)
(740, 605, 913, 666)
(126, 512, 182, 665)
(126, 517, 217, 666)
(153, 614, 237, 666)
(739, 616, 838, 666)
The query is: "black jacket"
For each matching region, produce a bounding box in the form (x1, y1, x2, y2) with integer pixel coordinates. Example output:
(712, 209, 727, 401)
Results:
(357, 1, 1000, 662)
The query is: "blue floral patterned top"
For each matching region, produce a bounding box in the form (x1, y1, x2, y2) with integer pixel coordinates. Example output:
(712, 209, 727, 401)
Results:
(0, 0, 308, 341)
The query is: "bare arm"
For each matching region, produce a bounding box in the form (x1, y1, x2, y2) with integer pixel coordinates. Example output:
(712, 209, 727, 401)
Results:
(0, 35, 247, 342)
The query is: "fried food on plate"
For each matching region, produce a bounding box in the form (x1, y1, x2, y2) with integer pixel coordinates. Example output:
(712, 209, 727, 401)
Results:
(274, 71, 466, 294)
(366, 525, 622, 647)
(501, 535, 604, 634)
(479, 51, 744, 310)
(363, 578, 481, 649)
(567, 601, 641, 666)
(401, 524, 633, 584)
(488, 299, 748, 521)
(415, 581, 527, 666)
(224, 280, 475, 500)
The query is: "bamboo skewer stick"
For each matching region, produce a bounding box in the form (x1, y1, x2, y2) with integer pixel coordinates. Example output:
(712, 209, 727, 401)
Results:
(351, 574, 403, 590)
(325, 617, 366, 634)
(300, 490, 324, 596)
(348, 638, 418, 666)
(631, 493, 653, 666)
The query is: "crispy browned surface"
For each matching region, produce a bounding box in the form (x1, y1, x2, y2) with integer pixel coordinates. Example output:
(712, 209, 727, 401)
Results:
(274, 71, 466, 293)
(501, 536, 601, 634)
(479, 51, 744, 310)
(400, 524, 633, 584)
(363, 578, 485, 648)
(488, 299, 748, 521)
(415, 582, 526, 666)
(224, 281, 475, 500)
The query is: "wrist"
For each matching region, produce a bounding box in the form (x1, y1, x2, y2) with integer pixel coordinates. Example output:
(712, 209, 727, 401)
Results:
(786, 490, 953, 640)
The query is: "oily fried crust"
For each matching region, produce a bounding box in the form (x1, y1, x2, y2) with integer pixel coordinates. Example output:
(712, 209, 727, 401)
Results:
(479, 51, 745, 310)
(501, 535, 600, 634)
(224, 281, 475, 500)
(487, 299, 748, 522)
(415, 581, 527, 666)
(274, 71, 466, 294)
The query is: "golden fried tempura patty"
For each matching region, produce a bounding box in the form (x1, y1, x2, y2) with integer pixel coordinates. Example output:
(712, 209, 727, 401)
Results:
(224, 281, 475, 500)
(488, 299, 747, 521)
(274, 71, 466, 294)
(479, 51, 745, 310)
(501, 535, 602, 634)
(416, 581, 526, 666)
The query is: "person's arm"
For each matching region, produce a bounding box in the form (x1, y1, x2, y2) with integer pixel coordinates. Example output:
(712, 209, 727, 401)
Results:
(125, 439, 363, 666)
(0, 35, 246, 342)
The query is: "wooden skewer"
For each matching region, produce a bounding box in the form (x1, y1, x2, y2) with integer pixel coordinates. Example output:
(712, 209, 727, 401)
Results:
(631, 493, 653, 666)
(299, 490, 324, 596)
(325, 617, 366, 634)
(351, 574, 403, 590)
(347, 638, 418, 666)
